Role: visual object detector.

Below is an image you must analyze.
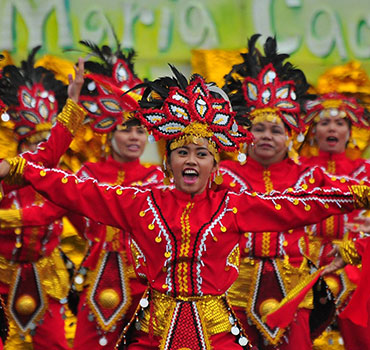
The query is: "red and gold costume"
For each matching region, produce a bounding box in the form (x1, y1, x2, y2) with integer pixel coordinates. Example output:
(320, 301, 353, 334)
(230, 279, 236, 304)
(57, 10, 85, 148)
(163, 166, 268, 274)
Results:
(0, 48, 86, 349)
(7, 65, 370, 350)
(302, 151, 370, 349)
(71, 156, 163, 349)
(301, 90, 370, 349)
(0, 99, 85, 350)
(220, 34, 328, 349)
(7, 158, 367, 350)
(220, 155, 366, 348)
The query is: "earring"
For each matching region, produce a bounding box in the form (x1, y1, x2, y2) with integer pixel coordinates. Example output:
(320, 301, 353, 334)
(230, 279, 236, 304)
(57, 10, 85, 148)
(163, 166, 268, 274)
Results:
(213, 170, 223, 185)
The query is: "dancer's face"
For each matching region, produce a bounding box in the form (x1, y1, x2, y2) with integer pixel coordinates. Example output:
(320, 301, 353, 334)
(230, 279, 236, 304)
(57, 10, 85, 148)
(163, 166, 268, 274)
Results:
(168, 139, 217, 196)
(314, 115, 350, 154)
(248, 120, 287, 167)
(111, 125, 147, 162)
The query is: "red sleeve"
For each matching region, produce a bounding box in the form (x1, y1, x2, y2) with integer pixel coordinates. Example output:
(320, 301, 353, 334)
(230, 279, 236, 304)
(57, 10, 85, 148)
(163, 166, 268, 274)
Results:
(23, 162, 146, 232)
(232, 186, 356, 233)
(355, 236, 370, 257)
(20, 199, 68, 226)
(20, 122, 73, 168)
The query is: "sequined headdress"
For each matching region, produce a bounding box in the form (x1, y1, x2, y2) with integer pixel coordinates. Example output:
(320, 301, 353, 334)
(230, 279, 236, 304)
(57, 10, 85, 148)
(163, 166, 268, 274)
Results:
(300, 62, 370, 158)
(223, 34, 311, 140)
(78, 40, 143, 134)
(0, 46, 67, 144)
(135, 65, 253, 163)
(304, 92, 369, 128)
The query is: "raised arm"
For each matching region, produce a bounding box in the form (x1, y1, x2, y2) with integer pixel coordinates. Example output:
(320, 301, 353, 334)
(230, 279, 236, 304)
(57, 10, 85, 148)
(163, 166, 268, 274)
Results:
(0, 59, 86, 182)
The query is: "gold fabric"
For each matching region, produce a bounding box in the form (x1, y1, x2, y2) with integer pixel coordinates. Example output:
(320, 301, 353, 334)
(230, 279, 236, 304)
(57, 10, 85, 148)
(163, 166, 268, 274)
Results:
(0, 248, 70, 300)
(56, 98, 86, 136)
(350, 185, 370, 209)
(140, 290, 232, 337)
(339, 240, 361, 265)
(4, 156, 27, 185)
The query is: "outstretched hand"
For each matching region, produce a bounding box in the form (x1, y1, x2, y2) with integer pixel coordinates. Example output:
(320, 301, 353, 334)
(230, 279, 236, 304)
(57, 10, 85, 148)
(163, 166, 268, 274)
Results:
(67, 57, 85, 103)
(322, 245, 346, 275)
(0, 160, 10, 180)
(345, 216, 370, 234)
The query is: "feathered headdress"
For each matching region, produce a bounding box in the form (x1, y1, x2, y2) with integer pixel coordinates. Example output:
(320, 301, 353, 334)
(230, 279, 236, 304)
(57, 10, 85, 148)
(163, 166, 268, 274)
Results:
(135, 65, 253, 162)
(77, 40, 143, 134)
(223, 34, 311, 138)
(0, 46, 67, 144)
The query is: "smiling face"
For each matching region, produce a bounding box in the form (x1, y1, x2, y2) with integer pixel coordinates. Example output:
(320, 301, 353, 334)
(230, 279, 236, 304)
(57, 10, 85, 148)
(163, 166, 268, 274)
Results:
(314, 115, 350, 154)
(248, 120, 288, 167)
(168, 139, 217, 196)
(111, 124, 147, 163)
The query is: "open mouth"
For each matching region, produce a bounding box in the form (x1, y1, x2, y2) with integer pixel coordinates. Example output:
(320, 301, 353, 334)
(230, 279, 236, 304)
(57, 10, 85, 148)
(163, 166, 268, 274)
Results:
(326, 136, 338, 145)
(182, 168, 199, 184)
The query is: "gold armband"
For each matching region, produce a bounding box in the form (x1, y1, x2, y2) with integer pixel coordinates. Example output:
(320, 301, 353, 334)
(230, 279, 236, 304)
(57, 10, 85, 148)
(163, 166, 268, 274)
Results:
(3, 156, 27, 185)
(339, 240, 361, 265)
(56, 98, 86, 135)
(350, 185, 370, 209)
(0, 209, 22, 229)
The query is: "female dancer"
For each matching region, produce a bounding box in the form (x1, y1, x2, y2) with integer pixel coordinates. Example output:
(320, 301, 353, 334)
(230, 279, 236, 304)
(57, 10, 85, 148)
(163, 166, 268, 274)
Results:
(219, 35, 362, 349)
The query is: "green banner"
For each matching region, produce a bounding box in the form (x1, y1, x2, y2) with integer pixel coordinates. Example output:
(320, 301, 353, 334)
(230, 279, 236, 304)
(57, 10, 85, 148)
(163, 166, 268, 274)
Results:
(0, 0, 369, 83)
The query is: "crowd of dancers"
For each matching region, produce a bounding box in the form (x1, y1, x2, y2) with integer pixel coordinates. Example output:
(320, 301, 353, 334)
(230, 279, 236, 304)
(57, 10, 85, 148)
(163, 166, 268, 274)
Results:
(0, 33, 369, 350)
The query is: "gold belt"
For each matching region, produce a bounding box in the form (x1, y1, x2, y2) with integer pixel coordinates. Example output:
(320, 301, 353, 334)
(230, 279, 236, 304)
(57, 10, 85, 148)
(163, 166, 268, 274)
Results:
(0, 248, 70, 300)
(140, 290, 232, 337)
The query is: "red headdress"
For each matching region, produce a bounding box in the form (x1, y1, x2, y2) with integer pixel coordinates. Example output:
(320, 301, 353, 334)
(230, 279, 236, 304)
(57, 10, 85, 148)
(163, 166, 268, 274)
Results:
(224, 34, 311, 138)
(78, 41, 143, 134)
(136, 65, 253, 162)
(0, 46, 67, 144)
(304, 92, 369, 128)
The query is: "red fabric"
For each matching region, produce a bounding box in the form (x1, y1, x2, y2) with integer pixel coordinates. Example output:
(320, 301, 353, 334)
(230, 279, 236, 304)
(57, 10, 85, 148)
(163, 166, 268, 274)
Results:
(73, 291, 127, 350)
(23, 161, 357, 297)
(31, 297, 70, 350)
(338, 311, 370, 350)
(339, 238, 370, 327)
(266, 270, 322, 329)
(128, 330, 245, 350)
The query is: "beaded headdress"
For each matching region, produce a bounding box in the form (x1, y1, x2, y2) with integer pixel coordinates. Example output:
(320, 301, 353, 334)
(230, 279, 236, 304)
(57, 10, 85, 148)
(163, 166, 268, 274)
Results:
(300, 62, 370, 158)
(304, 92, 369, 128)
(0, 46, 67, 144)
(78, 40, 143, 134)
(223, 34, 311, 140)
(135, 65, 253, 163)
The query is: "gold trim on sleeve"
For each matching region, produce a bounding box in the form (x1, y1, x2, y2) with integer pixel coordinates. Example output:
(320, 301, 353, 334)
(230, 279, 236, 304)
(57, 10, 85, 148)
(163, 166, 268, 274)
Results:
(56, 98, 86, 135)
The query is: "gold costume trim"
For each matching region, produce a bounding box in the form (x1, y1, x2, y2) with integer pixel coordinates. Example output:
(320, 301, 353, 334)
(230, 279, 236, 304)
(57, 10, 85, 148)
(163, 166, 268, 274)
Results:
(4, 156, 27, 185)
(339, 240, 361, 265)
(350, 185, 370, 209)
(56, 98, 86, 136)
(0, 209, 22, 229)
(140, 290, 232, 337)
(178, 202, 194, 294)
(228, 258, 313, 345)
(0, 248, 70, 300)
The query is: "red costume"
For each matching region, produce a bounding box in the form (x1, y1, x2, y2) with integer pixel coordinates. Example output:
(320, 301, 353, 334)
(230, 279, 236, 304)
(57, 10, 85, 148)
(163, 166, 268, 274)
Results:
(0, 99, 85, 350)
(302, 151, 370, 350)
(6, 66, 369, 350)
(71, 156, 163, 349)
(220, 156, 364, 349)
(12, 158, 363, 350)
